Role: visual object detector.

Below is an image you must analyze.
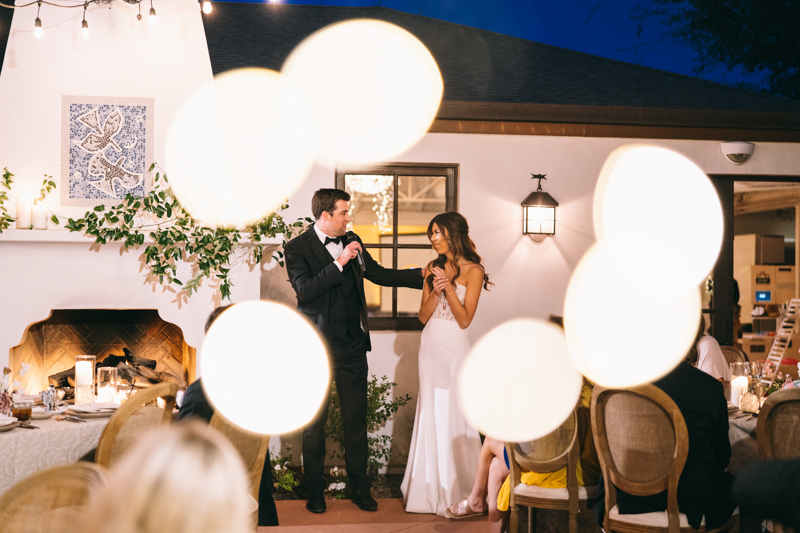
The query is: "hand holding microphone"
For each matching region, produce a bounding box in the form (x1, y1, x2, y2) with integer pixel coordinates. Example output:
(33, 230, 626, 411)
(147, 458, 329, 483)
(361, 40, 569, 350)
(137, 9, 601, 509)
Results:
(344, 231, 366, 272)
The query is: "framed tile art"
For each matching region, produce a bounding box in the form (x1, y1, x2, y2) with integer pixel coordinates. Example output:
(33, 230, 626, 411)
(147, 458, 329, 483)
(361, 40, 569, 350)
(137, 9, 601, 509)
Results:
(61, 96, 154, 207)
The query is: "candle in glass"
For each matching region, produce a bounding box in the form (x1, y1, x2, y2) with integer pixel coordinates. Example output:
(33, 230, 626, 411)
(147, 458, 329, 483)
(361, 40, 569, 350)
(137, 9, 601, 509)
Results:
(32, 200, 47, 229)
(75, 355, 96, 405)
(731, 376, 749, 407)
(96, 367, 118, 403)
(729, 362, 750, 407)
(16, 197, 32, 229)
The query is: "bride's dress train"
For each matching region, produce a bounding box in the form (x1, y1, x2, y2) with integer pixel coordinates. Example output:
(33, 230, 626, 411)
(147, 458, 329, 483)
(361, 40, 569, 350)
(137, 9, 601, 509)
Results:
(401, 282, 482, 517)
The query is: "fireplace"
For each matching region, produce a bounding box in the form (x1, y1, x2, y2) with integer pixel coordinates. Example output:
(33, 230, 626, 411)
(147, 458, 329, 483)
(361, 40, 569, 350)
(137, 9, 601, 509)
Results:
(0, 230, 263, 386)
(10, 309, 195, 394)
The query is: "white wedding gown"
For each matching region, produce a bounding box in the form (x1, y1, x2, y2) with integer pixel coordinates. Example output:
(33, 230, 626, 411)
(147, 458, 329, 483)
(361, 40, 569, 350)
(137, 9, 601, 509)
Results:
(401, 282, 482, 517)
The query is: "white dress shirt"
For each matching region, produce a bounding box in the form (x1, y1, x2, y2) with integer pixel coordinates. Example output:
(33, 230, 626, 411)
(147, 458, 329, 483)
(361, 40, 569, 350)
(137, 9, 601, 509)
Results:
(697, 334, 731, 381)
(314, 224, 344, 272)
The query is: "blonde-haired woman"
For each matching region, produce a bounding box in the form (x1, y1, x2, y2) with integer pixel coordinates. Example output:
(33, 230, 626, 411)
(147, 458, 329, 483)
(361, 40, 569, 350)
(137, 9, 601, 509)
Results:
(89, 421, 253, 533)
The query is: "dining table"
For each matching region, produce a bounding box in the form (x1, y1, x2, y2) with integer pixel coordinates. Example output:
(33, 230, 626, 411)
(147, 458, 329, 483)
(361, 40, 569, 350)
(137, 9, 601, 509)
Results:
(0, 416, 109, 495)
(728, 410, 758, 475)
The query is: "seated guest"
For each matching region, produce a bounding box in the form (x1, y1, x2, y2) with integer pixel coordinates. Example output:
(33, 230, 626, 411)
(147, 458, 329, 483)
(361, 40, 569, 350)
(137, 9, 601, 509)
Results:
(447, 317, 600, 533)
(689, 316, 730, 382)
(596, 351, 737, 530)
(178, 305, 278, 527)
(88, 422, 253, 533)
(733, 459, 800, 531)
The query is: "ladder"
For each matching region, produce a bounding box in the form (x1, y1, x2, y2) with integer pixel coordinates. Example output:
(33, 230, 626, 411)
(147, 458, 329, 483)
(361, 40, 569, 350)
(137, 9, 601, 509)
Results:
(761, 298, 800, 386)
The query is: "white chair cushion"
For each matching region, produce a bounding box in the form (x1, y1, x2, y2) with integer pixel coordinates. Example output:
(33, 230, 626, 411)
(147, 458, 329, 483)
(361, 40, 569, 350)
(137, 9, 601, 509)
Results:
(609, 505, 740, 529)
(514, 483, 599, 500)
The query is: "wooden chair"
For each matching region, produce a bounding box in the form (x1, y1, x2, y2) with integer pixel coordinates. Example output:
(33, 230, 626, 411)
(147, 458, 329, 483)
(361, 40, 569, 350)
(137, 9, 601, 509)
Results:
(758, 388, 800, 459)
(756, 388, 800, 533)
(95, 382, 178, 468)
(720, 345, 748, 364)
(505, 405, 598, 533)
(591, 385, 739, 533)
(210, 412, 270, 502)
(0, 462, 106, 533)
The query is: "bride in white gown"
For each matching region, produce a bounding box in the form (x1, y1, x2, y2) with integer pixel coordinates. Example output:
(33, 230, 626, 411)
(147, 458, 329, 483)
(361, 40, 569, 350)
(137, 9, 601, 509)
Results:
(402, 212, 493, 517)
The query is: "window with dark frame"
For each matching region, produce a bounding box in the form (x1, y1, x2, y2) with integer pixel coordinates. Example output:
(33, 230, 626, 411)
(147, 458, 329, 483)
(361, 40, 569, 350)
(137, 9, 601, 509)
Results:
(336, 163, 458, 331)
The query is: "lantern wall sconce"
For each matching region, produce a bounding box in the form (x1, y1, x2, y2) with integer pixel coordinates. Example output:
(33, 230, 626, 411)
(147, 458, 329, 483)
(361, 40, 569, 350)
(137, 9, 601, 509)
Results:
(522, 174, 558, 243)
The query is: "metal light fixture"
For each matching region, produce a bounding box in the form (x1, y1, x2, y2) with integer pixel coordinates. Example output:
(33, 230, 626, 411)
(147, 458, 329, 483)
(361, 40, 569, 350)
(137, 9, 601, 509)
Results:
(522, 174, 558, 242)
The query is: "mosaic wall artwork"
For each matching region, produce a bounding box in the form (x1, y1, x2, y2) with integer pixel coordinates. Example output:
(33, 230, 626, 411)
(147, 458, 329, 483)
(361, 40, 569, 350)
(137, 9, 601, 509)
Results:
(61, 96, 154, 207)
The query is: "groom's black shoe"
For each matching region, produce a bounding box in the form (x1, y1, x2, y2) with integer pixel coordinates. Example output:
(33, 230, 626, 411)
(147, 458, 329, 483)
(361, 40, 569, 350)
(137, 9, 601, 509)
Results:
(352, 488, 378, 512)
(306, 492, 327, 514)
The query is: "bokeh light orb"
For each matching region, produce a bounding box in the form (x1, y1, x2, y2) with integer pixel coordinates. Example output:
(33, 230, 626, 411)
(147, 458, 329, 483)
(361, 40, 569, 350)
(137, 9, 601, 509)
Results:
(458, 319, 582, 442)
(200, 301, 329, 434)
(593, 145, 723, 299)
(564, 243, 700, 388)
(165, 68, 318, 228)
(282, 19, 443, 165)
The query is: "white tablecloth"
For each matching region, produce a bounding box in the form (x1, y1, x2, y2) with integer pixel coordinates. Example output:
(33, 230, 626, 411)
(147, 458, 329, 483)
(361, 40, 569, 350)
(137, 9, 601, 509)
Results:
(0, 417, 109, 495)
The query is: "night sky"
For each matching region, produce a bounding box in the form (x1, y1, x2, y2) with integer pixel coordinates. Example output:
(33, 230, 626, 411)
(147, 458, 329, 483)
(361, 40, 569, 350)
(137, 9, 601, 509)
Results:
(228, 0, 758, 88)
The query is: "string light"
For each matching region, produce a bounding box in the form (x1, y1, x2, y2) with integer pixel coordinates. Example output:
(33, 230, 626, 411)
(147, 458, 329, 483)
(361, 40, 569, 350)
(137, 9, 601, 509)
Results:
(33, 1, 42, 39)
(1, 0, 168, 35)
(202, 0, 211, 14)
(81, 2, 88, 39)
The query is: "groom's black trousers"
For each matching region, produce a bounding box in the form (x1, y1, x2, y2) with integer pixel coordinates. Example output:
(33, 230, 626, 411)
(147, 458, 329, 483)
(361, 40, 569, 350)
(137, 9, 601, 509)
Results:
(303, 328, 370, 494)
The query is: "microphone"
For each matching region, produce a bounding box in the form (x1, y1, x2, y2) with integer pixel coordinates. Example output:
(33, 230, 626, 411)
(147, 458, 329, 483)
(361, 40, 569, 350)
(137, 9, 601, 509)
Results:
(345, 231, 366, 272)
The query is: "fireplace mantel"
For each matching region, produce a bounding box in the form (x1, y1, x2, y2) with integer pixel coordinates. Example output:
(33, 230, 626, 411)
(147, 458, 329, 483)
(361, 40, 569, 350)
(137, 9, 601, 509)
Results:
(0, 228, 265, 372)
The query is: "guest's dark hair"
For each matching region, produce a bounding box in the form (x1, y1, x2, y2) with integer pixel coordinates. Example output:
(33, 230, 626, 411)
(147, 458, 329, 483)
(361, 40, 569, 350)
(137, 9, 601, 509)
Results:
(204, 304, 233, 333)
(426, 212, 492, 291)
(312, 189, 351, 220)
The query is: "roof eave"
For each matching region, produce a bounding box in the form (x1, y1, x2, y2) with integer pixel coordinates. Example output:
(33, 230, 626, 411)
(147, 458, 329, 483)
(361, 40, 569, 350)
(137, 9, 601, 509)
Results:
(437, 101, 800, 131)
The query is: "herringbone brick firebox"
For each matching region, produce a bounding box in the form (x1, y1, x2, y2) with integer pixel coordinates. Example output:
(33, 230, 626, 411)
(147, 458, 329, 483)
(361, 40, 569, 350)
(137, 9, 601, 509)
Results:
(10, 309, 195, 393)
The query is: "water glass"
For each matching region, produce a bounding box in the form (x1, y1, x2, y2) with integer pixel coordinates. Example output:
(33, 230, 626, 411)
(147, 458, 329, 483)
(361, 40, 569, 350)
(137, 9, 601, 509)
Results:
(12, 399, 32, 422)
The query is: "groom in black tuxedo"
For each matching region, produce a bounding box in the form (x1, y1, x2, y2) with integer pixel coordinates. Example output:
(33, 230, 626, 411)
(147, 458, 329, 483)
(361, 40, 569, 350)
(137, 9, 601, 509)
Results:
(285, 188, 424, 514)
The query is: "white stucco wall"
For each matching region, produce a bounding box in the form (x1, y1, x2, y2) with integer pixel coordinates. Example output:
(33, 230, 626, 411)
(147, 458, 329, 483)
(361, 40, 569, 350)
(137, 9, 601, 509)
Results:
(267, 134, 800, 468)
(0, 0, 213, 216)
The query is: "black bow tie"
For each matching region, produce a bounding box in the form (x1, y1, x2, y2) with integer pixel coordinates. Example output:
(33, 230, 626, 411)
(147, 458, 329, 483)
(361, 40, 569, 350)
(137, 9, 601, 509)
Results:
(324, 236, 342, 246)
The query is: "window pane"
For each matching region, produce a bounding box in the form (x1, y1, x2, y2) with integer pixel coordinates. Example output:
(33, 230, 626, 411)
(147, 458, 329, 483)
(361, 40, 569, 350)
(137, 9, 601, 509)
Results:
(396, 247, 438, 317)
(397, 175, 446, 244)
(363, 246, 392, 317)
(345, 174, 394, 245)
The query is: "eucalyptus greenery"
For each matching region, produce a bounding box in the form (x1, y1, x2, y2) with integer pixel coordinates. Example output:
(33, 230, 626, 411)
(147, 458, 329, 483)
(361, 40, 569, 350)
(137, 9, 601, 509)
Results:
(0, 168, 14, 232)
(37, 176, 56, 203)
(1, 163, 310, 301)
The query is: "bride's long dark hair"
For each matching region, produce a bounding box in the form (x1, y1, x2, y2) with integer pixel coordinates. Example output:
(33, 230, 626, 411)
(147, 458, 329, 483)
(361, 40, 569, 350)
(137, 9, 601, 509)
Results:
(426, 212, 492, 291)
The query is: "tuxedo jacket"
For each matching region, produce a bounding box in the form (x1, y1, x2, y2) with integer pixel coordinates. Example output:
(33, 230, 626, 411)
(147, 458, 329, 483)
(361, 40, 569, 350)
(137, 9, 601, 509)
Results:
(284, 224, 424, 352)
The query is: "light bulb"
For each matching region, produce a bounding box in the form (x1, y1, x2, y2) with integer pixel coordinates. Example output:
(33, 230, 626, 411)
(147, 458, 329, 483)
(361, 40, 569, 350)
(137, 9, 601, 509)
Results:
(81, 19, 89, 39)
(148, 7, 157, 26)
(202, 0, 212, 14)
(34, 17, 43, 39)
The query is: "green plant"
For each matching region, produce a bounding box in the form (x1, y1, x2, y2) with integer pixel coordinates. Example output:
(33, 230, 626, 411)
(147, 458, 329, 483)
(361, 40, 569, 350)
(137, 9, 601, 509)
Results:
(37, 176, 56, 203)
(0, 168, 14, 232)
(57, 164, 307, 300)
(0, 164, 310, 300)
(270, 449, 300, 493)
(325, 374, 412, 475)
(325, 466, 350, 499)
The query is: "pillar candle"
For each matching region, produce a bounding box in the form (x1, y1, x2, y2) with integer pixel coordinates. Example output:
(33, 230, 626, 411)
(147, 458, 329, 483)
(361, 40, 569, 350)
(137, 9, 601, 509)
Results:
(16, 197, 32, 229)
(75, 361, 93, 387)
(731, 376, 749, 407)
(32, 200, 47, 230)
(97, 385, 116, 404)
